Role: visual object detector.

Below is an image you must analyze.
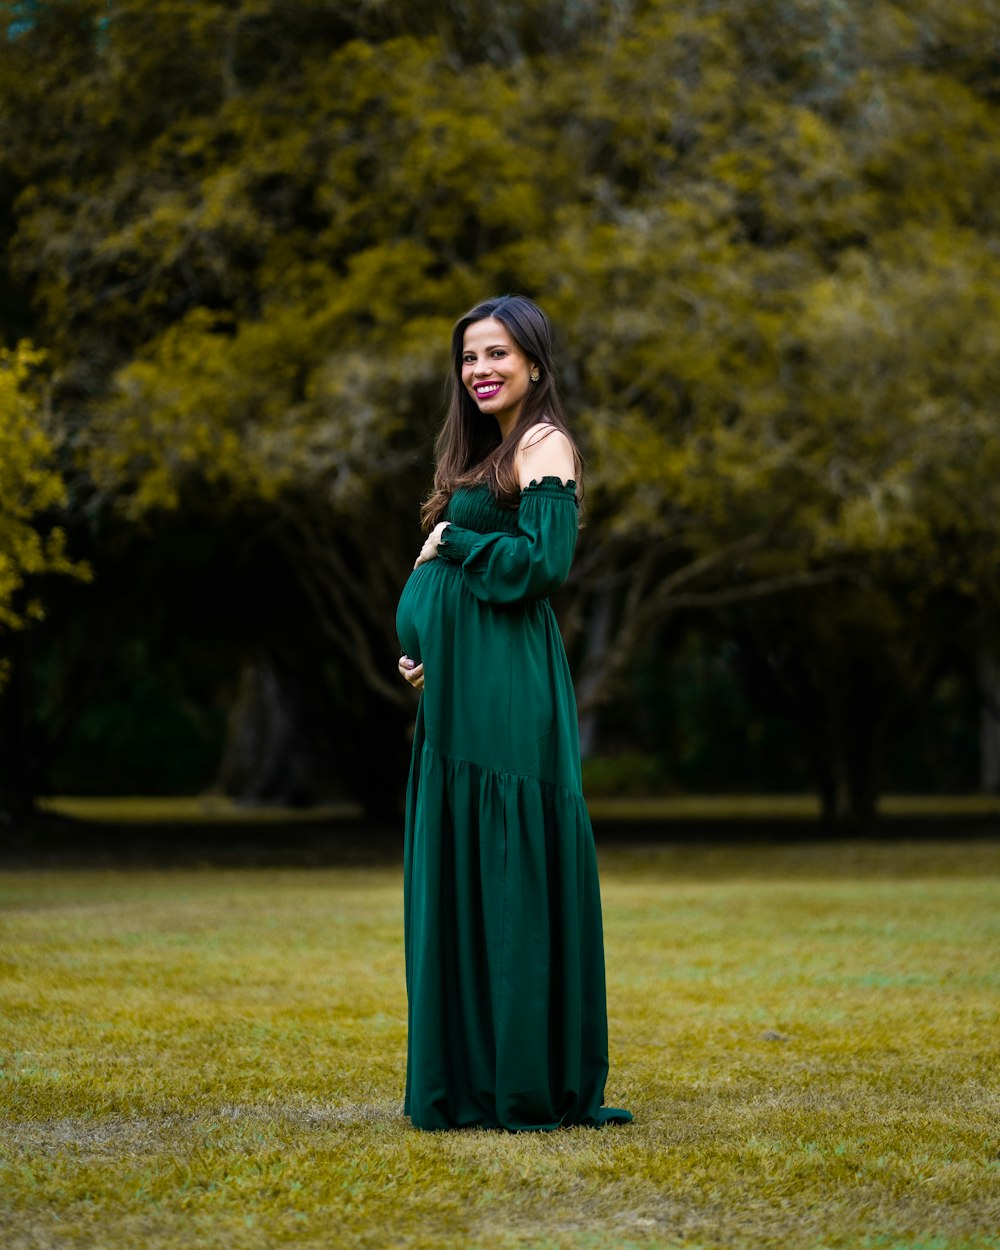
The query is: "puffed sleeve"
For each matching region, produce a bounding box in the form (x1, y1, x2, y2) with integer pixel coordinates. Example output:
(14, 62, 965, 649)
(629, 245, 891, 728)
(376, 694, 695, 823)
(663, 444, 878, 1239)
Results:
(436, 477, 579, 604)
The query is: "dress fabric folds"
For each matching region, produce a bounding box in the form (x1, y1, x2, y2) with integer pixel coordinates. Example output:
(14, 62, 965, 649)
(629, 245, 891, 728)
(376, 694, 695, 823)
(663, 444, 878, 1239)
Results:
(396, 476, 630, 1131)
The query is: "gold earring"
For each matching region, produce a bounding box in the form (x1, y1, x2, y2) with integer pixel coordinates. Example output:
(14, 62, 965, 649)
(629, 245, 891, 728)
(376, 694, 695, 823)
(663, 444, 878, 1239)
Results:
(530, 367, 540, 382)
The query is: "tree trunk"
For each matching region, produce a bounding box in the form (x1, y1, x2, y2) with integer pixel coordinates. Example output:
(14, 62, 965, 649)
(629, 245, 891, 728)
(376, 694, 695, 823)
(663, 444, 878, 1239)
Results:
(733, 622, 883, 832)
(813, 740, 876, 832)
(0, 636, 37, 833)
(977, 649, 1000, 793)
(216, 657, 315, 806)
(841, 664, 880, 832)
(216, 653, 411, 822)
(576, 588, 616, 758)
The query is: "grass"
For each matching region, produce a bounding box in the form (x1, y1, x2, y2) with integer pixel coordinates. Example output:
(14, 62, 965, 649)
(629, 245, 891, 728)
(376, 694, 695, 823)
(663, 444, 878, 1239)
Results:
(34, 795, 363, 824)
(35, 793, 1000, 824)
(1, 839, 999, 1249)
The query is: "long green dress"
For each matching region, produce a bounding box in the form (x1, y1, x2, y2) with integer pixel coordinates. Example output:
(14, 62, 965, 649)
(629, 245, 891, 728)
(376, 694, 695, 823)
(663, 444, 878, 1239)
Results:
(395, 475, 631, 1132)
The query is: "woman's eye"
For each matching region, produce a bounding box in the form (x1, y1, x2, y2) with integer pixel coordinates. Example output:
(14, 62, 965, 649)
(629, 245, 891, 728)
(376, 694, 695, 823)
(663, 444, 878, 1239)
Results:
(491, 350, 507, 358)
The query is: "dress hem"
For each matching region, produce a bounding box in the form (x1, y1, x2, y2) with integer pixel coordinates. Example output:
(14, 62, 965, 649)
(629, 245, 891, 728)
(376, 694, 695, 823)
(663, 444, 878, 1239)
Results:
(418, 740, 587, 802)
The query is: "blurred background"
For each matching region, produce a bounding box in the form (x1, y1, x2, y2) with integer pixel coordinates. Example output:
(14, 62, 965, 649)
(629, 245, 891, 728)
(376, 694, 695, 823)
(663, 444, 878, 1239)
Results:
(1, 0, 998, 837)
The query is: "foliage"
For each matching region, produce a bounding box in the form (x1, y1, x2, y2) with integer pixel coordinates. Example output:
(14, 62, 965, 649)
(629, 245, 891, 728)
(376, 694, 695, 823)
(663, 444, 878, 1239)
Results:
(0, 342, 87, 674)
(2, 841, 999, 1248)
(1, 0, 999, 814)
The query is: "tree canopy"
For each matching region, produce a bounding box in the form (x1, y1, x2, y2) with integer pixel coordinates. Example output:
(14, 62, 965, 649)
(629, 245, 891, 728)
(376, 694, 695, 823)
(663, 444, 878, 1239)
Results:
(1, 0, 998, 822)
(0, 341, 87, 654)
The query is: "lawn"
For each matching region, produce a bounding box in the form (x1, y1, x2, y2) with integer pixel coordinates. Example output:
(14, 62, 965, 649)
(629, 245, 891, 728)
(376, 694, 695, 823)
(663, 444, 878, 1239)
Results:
(1, 839, 998, 1249)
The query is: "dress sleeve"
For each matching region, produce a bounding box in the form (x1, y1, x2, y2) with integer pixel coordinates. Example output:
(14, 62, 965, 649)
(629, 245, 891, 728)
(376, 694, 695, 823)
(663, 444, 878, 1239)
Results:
(436, 477, 579, 604)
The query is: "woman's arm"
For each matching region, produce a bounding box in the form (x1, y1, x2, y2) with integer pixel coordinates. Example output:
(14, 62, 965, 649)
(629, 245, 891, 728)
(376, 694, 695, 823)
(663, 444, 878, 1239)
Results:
(412, 426, 580, 604)
(437, 475, 578, 604)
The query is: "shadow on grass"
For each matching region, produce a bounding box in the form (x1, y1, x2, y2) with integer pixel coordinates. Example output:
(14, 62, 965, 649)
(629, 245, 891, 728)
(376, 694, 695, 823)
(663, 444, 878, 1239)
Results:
(4, 797, 1000, 869)
(1, 811, 403, 870)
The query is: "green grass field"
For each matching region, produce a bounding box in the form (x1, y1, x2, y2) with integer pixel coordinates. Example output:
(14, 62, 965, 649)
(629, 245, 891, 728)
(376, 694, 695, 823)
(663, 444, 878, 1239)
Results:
(2, 839, 999, 1249)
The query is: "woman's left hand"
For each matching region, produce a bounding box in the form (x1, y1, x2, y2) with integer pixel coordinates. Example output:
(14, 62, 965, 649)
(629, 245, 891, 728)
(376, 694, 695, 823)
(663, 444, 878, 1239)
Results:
(398, 655, 424, 691)
(414, 521, 449, 569)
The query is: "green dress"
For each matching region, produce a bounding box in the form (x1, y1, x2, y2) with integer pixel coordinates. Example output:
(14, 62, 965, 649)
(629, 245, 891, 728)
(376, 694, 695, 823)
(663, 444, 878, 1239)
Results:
(395, 475, 631, 1132)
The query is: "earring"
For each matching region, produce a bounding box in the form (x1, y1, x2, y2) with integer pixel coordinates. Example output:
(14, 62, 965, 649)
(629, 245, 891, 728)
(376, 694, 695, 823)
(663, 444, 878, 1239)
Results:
(530, 367, 540, 382)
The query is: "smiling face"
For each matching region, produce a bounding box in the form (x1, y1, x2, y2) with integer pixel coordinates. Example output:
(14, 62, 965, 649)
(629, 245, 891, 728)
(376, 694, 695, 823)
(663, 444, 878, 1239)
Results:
(461, 317, 535, 437)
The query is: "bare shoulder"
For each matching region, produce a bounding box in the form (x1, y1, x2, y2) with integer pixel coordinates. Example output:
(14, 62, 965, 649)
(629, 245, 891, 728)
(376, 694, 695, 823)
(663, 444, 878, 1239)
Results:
(517, 423, 573, 456)
(516, 423, 577, 488)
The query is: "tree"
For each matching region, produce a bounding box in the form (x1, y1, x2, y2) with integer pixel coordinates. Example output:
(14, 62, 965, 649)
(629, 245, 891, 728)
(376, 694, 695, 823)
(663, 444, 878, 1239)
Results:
(0, 341, 87, 669)
(0, 341, 88, 824)
(522, 3, 1000, 821)
(1, 0, 998, 824)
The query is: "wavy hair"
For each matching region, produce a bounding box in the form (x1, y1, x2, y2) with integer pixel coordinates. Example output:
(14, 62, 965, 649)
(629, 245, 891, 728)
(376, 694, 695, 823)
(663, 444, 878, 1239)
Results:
(420, 294, 582, 530)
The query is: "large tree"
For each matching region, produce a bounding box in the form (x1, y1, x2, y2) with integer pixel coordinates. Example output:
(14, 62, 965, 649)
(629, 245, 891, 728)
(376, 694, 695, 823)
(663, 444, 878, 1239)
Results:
(0, 341, 86, 657)
(1, 0, 998, 823)
(0, 340, 89, 822)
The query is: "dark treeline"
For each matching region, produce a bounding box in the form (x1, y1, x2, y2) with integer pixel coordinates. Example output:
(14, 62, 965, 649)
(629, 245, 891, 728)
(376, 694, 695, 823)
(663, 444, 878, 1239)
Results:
(1, 0, 999, 829)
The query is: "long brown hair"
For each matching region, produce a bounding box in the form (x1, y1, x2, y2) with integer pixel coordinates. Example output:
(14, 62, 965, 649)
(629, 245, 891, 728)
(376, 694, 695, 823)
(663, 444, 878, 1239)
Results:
(420, 294, 583, 530)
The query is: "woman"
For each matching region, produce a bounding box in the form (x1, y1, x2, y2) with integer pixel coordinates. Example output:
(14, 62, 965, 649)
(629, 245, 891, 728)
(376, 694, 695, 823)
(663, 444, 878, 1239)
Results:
(395, 294, 631, 1132)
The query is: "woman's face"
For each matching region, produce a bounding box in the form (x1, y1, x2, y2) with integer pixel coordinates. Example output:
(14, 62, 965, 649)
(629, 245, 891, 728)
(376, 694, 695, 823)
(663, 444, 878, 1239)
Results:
(461, 317, 534, 434)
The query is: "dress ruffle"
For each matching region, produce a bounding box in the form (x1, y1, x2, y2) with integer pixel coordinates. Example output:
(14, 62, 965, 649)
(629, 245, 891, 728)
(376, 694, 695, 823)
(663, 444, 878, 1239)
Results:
(404, 743, 629, 1131)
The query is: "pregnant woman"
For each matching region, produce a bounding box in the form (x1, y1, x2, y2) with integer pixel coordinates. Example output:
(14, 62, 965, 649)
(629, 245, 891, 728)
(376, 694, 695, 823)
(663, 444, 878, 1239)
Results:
(396, 294, 631, 1132)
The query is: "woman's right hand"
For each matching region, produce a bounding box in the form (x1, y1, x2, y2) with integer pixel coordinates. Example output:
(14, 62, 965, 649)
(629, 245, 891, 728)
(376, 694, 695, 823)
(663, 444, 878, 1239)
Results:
(414, 521, 449, 569)
(398, 654, 424, 691)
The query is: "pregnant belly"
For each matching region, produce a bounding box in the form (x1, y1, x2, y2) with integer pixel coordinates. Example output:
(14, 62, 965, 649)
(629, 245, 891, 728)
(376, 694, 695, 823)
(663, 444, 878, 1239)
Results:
(396, 563, 446, 664)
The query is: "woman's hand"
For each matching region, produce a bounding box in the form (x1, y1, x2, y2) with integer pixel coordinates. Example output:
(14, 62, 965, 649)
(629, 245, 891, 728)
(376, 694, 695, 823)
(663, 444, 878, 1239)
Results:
(414, 521, 449, 569)
(398, 654, 424, 691)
